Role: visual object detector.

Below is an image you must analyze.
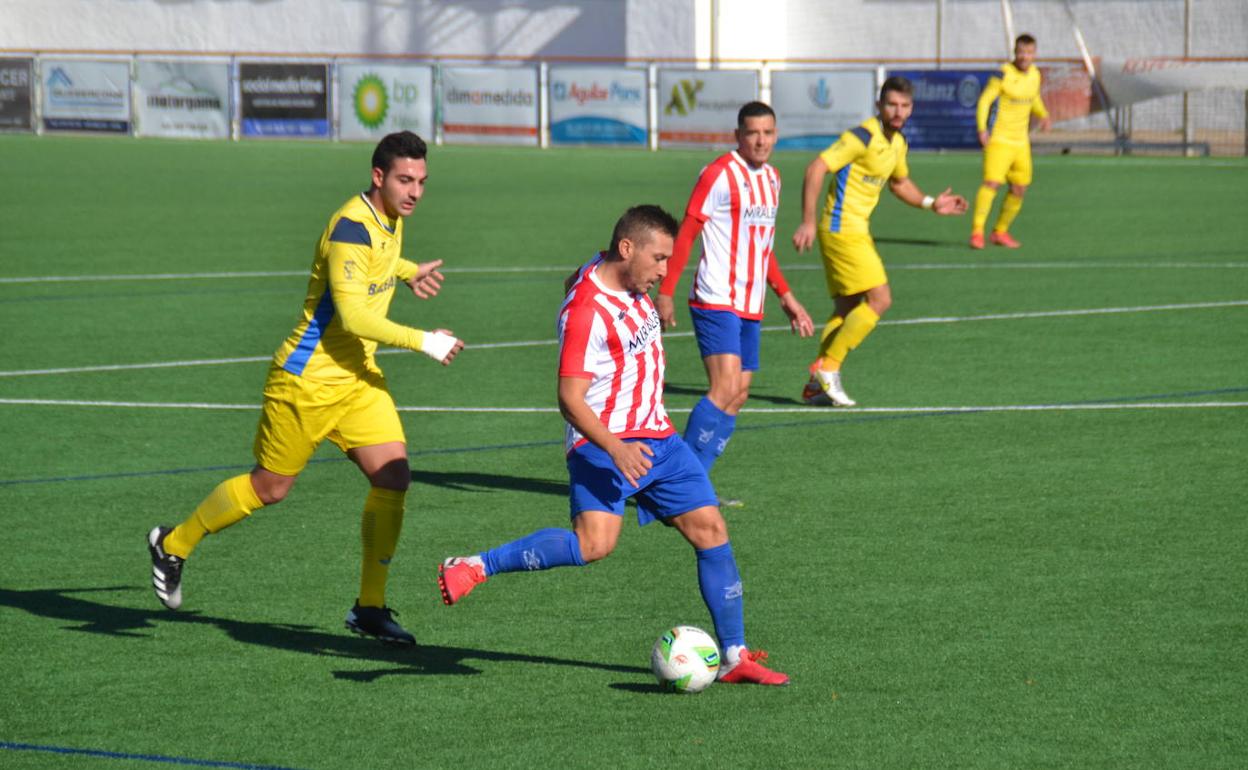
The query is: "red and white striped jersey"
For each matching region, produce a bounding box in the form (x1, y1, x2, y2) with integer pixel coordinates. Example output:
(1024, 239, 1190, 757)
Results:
(557, 262, 674, 453)
(685, 151, 782, 320)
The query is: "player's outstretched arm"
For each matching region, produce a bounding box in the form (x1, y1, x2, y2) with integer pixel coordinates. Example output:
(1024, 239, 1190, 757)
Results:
(889, 178, 968, 216)
(792, 157, 829, 252)
(558, 376, 653, 487)
(655, 213, 705, 329)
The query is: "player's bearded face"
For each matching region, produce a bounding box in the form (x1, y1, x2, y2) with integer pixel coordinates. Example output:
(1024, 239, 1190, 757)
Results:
(879, 93, 913, 132)
(622, 231, 673, 294)
(735, 115, 777, 166)
(372, 157, 428, 219)
(1014, 42, 1037, 70)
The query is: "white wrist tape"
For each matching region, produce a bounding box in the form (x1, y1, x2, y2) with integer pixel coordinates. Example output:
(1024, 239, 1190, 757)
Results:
(420, 331, 459, 361)
(921, 195, 935, 210)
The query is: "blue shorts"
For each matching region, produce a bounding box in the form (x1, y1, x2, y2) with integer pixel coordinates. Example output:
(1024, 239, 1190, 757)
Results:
(690, 307, 761, 372)
(567, 435, 719, 526)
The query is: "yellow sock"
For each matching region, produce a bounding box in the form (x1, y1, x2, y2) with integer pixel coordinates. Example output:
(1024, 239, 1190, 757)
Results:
(164, 474, 264, 558)
(994, 192, 1023, 233)
(817, 313, 845, 358)
(359, 487, 406, 608)
(972, 185, 998, 235)
(824, 302, 880, 366)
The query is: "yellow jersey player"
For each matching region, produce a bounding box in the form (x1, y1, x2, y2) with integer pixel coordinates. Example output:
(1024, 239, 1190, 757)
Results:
(793, 76, 967, 407)
(970, 34, 1052, 249)
(147, 131, 464, 645)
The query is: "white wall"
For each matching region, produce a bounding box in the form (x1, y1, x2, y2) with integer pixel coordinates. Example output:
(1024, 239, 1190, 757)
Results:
(0, 0, 697, 60)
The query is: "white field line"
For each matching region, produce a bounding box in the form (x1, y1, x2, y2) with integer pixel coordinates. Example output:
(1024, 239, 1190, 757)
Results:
(0, 398, 1245, 414)
(3, 261, 1247, 284)
(1, 299, 1244, 379)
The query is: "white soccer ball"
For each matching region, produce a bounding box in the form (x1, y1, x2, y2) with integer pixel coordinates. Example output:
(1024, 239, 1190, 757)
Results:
(650, 625, 720, 694)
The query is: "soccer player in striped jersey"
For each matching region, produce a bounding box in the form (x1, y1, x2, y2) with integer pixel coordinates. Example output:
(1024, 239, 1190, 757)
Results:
(657, 102, 813, 478)
(439, 205, 789, 686)
(793, 77, 968, 406)
(146, 131, 464, 645)
(970, 34, 1052, 249)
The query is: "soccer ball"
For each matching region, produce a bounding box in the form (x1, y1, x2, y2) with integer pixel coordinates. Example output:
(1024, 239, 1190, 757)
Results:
(650, 625, 720, 693)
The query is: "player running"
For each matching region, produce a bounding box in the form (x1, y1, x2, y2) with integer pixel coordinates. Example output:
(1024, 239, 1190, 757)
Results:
(147, 131, 464, 645)
(655, 101, 813, 477)
(438, 205, 789, 686)
(793, 76, 968, 407)
(970, 33, 1052, 249)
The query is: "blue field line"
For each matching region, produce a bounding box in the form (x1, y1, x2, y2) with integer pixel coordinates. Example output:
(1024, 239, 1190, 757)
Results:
(0, 741, 305, 770)
(0, 388, 1242, 489)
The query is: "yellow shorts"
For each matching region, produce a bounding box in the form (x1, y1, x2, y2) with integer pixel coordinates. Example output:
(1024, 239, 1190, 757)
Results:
(253, 366, 405, 477)
(817, 230, 887, 297)
(982, 141, 1033, 186)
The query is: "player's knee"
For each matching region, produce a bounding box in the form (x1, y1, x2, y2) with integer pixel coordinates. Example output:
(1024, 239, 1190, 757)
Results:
(982, 180, 1002, 190)
(577, 534, 616, 563)
(252, 474, 294, 505)
(368, 459, 411, 491)
(1010, 184, 1028, 198)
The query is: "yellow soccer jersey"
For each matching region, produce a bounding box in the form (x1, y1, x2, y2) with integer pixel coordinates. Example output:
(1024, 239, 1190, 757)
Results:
(273, 193, 424, 383)
(817, 117, 910, 235)
(977, 62, 1049, 146)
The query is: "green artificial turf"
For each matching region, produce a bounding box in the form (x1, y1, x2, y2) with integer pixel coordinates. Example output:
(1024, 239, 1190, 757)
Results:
(0, 134, 1245, 769)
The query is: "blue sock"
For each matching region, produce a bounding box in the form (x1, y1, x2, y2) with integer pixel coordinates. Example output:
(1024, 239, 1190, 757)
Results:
(696, 542, 745, 650)
(684, 396, 733, 471)
(481, 528, 585, 576)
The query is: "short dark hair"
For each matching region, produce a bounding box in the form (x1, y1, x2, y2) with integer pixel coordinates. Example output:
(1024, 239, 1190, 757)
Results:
(737, 101, 776, 129)
(879, 76, 914, 102)
(607, 205, 679, 260)
(1015, 34, 1037, 48)
(372, 131, 428, 173)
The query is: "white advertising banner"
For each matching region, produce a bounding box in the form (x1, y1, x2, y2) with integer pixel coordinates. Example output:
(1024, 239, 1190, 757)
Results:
(42, 58, 131, 133)
(1099, 58, 1248, 107)
(771, 70, 876, 151)
(134, 59, 230, 139)
(548, 66, 647, 146)
(441, 66, 538, 145)
(657, 69, 757, 148)
(339, 62, 434, 142)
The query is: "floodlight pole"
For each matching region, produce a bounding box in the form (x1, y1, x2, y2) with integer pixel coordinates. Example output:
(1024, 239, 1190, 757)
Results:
(1183, 0, 1193, 153)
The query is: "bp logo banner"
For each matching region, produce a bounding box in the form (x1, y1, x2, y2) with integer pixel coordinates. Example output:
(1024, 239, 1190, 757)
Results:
(338, 63, 434, 141)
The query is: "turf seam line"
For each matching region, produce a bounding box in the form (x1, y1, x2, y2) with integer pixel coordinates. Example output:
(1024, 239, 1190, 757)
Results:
(1, 299, 1245, 379)
(0, 741, 305, 770)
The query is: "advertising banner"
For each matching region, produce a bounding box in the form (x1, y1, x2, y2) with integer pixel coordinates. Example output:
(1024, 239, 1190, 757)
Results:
(771, 70, 876, 151)
(134, 59, 230, 139)
(0, 57, 33, 131)
(441, 66, 538, 145)
(885, 69, 992, 150)
(42, 58, 131, 133)
(338, 62, 434, 142)
(548, 66, 646, 146)
(657, 69, 757, 148)
(238, 62, 329, 138)
(1099, 57, 1248, 107)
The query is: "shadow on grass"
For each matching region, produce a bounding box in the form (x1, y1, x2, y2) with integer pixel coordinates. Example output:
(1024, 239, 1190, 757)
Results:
(0, 585, 649, 683)
(409, 470, 567, 497)
(608, 682, 668, 695)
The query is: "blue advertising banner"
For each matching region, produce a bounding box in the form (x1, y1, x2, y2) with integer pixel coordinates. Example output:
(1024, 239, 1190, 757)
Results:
(886, 69, 994, 149)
